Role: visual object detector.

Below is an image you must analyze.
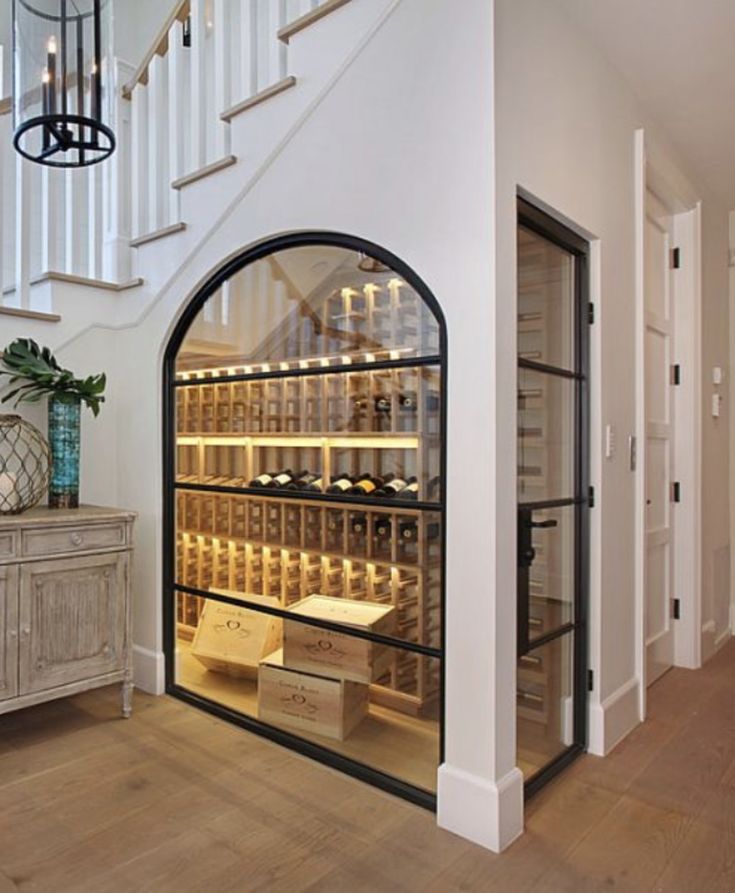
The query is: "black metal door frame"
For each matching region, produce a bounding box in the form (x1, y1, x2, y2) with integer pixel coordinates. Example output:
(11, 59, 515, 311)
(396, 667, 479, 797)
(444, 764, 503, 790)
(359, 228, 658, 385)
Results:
(517, 197, 591, 797)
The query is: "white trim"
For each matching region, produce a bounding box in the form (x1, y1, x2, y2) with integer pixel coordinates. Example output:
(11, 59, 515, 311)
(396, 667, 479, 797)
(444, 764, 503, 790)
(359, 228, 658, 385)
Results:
(587, 676, 640, 756)
(633, 129, 703, 718)
(437, 764, 524, 853)
(132, 644, 165, 695)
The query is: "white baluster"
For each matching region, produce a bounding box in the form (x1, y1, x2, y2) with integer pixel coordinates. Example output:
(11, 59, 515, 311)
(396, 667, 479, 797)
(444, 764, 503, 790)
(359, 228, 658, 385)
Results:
(130, 83, 149, 239)
(213, 0, 232, 156)
(147, 53, 168, 234)
(87, 164, 103, 279)
(167, 22, 185, 225)
(41, 167, 63, 274)
(104, 59, 133, 282)
(238, 0, 258, 99)
(14, 155, 31, 309)
(190, 0, 208, 170)
(266, 0, 288, 87)
(64, 167, 88, 275)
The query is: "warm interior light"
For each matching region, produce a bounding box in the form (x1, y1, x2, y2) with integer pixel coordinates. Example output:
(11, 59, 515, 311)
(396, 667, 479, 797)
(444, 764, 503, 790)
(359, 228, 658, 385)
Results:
(42, 69, 50, 84)
(47, 36, 57, 54)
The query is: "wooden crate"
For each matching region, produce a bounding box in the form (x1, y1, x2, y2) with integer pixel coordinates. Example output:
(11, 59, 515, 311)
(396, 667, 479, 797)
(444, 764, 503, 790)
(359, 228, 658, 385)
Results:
(258, 649, 368, 741)
(191, 591, 281, 677)
(283, 594, 395, 684)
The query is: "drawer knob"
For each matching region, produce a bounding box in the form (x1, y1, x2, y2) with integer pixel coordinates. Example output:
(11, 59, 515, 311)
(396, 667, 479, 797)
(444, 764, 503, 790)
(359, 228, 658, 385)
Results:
(70, 532, 84, 546)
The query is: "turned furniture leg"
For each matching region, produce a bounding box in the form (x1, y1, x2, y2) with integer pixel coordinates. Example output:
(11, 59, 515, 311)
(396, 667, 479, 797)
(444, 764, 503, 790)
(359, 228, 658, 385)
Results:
(121, 675, 134, 718)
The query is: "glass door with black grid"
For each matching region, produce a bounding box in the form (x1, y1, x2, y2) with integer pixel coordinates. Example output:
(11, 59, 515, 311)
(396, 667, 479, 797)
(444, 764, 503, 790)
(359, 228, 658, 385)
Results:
(516, 199, 590, 793)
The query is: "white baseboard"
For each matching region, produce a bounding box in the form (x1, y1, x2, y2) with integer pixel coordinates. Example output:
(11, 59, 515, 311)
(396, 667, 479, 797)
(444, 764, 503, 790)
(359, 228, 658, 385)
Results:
(588, 676, 640, 756)
(132, 644, 166, 695)
(437, 763, 524, 853)
(701, 620, 717, 664)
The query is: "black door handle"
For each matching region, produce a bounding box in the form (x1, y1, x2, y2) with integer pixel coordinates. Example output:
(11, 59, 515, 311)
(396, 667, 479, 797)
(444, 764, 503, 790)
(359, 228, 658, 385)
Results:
(531, 519, 558, 529)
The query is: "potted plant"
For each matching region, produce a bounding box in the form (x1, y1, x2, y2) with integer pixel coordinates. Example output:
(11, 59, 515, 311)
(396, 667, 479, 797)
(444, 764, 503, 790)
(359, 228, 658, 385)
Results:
(0, 339, 106, 509)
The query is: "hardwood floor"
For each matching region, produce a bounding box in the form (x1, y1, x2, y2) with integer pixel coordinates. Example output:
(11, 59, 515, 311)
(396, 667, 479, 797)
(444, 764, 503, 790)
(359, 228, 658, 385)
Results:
(2, 640, 735, 891)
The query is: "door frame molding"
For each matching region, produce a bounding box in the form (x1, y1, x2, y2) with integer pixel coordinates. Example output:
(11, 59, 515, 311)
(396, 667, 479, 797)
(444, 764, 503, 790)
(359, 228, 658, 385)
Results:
(634, 129, 703, 720)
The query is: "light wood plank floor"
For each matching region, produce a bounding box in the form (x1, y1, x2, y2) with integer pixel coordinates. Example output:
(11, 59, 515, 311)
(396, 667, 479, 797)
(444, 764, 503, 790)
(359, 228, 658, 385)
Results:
(2, 640, 735, 891)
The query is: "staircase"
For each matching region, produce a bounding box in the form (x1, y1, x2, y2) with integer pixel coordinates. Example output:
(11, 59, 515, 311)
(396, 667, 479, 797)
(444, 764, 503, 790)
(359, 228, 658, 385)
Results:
(0, 0, 395, 340)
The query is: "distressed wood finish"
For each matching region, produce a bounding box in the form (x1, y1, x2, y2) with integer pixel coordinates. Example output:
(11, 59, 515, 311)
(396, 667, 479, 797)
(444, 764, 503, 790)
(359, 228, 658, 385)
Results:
(0, 506, 135, 719)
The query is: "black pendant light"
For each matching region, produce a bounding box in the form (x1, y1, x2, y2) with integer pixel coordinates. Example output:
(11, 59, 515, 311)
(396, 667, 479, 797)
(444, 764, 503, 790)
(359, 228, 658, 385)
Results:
(12, 0, 115, 167)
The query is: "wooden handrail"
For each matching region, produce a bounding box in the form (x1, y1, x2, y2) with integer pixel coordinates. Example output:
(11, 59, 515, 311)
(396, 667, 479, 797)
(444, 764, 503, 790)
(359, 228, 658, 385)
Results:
(122, 0, 190, 100)
(0, 97, 11, 117)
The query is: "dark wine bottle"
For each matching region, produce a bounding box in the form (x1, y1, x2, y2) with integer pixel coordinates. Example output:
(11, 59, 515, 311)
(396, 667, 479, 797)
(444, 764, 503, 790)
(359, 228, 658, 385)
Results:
(249, 471, 275, 488)
(327, 474, 354, 494)
(347, 474, 383, 496)
(399, 520, 418, 541)
(374, 517, 392, 538)
(374, 395, 391, 413)
(350, 514, 367, 535)
(426, 391, 440, 412)
(398, 392, 417, 412)
(265, 468, 299, 488)
(285, 472, 320, 491)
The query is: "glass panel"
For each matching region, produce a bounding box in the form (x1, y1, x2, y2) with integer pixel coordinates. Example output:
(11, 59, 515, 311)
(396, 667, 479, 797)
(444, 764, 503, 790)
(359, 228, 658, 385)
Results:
(518, 368, 574, 501)
(175, 246, 440, 373)
(517, 225, 575, 371)
(526, 505, 576, 641)
(517, 633, 574, 780)
(174, 492, 441, 651)
(173, 590, 440, 793)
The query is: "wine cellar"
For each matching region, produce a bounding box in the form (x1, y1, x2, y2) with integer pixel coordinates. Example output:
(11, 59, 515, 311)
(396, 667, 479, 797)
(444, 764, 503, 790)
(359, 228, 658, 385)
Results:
(165, 237, 445, 803)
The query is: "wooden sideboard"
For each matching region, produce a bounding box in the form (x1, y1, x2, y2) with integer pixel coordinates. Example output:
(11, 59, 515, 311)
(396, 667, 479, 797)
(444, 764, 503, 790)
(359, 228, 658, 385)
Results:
(0, 505, 136, 718)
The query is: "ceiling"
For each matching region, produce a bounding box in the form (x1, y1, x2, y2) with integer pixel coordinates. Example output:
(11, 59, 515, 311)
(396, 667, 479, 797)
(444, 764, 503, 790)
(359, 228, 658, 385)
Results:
(558, 0, 735, 208)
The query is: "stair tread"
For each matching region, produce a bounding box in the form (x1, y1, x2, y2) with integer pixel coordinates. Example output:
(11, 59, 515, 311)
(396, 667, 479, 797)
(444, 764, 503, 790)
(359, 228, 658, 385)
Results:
(0, 305, 61, 323)
(172, 156, 238, 190)
(31, 272, 144, 291)
(278, 0, 352, 44)
(221, 77, 298, 123)
(131, 222, 188, 248)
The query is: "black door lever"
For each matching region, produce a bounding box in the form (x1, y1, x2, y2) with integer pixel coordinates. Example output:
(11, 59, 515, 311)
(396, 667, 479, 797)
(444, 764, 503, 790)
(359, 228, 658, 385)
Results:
(531, 519, 558, 529)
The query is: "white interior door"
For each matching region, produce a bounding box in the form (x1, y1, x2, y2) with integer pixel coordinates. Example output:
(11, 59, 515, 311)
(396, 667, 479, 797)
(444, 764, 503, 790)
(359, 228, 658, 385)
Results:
(644, 191, 675, 685)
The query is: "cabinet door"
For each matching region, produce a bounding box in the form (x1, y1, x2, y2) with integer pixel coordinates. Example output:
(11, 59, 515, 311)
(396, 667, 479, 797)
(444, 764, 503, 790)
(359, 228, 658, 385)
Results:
(19, 552, 127, 695)
(0, 564, 19, 701)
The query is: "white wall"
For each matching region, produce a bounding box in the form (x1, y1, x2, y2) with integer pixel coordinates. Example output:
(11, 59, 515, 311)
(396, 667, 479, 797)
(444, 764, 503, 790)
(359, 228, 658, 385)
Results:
(495, 0, 731, 753)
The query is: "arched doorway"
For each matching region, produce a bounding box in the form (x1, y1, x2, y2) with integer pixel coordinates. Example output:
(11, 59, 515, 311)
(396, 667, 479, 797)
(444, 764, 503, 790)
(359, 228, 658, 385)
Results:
(162, 233, 447, 806)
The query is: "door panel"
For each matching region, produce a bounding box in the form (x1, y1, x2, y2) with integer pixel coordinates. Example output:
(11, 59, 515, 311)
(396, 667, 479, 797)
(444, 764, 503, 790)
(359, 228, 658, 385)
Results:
(0, 565, 19, 702)
(644, 194, 675, 685)
(516, 199, 589, 791)
(19, 552, 126, 695)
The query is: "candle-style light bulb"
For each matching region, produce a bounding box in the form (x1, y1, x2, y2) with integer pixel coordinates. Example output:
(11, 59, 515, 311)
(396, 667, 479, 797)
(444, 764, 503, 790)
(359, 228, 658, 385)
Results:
(47, 36, 57, 55)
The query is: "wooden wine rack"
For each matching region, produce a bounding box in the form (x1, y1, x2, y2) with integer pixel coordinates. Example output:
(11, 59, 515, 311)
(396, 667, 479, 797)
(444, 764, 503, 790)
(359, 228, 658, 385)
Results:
(173, 274, 443, 718)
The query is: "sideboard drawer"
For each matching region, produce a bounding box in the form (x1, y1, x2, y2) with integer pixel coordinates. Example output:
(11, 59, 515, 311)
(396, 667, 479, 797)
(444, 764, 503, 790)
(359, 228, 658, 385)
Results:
(22, 523, 127, 558)
(0, 530, 17, 562)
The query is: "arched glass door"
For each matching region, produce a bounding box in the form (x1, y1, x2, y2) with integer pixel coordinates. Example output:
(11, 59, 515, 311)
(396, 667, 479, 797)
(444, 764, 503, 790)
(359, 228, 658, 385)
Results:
(163, 234, 446, 806)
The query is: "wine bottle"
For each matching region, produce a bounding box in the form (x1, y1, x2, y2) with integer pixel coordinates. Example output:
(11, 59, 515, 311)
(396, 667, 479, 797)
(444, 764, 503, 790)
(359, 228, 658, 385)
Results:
(426, 391, 440, 413)
(374, 395, 391, 413)
(347, 474, 383, 496)
(265, 468, 298, 488)
(399, 520, 417, 541)
(398, 392, 417, 412)
(249, 471, 275, 488)
(395, 479, 419, 500)
(351, 514, 367, 535)
(374, 517, 392, 538)
(285, 472, 320, 491)
(302, 476, 324, 492)
(375, 475, 417, 498)
(327, 474, 354, 494)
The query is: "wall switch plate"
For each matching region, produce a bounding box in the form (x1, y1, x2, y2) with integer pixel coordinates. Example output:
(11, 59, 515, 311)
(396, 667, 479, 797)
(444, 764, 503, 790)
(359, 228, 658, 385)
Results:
(712, 393, 721, 418)
(713, 366, 723, 385)
(605, 424, 616, 460)
(629, 435, 637, 471)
